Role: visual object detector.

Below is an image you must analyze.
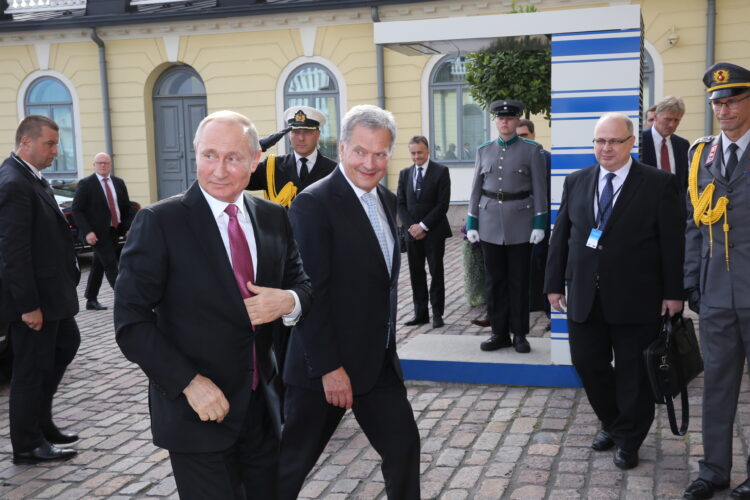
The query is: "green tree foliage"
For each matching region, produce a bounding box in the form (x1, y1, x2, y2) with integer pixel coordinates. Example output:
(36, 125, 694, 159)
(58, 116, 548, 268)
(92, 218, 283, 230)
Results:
(464, 1, 551, 121)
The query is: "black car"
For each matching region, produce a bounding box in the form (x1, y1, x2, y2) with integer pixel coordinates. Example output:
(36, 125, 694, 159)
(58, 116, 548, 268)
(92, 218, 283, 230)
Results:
(51, 181, 141, 253)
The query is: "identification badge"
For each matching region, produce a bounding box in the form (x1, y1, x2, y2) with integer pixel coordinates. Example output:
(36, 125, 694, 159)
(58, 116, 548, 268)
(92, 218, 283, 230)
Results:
(586, 228, 602, 249)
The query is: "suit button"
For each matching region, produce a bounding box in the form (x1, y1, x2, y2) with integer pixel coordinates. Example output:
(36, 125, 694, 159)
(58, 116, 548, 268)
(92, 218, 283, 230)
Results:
(728, 204, 733, 210)
(730, 243, 735, 248)
(728, 187, 734, 193)
(499, 177, 502, 181)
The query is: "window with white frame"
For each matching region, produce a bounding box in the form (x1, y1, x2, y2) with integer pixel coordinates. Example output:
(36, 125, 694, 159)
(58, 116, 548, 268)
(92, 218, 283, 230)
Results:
(24, 77, 78, 180)
(284, 63, 340, 160)
(430, 55, 489, 165)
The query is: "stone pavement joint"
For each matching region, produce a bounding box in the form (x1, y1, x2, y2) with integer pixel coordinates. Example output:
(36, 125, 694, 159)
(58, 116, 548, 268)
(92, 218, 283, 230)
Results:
(0, 236, 744, 499)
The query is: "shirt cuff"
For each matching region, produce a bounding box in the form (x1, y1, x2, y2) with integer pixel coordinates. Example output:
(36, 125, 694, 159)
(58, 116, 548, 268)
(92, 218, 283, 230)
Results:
(419, 222, 429, 232)
(282, 290, 302, 326)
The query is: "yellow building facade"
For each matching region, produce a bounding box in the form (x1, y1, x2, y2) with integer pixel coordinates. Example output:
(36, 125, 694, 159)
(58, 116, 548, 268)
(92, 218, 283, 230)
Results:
(0, 0, 747, 205)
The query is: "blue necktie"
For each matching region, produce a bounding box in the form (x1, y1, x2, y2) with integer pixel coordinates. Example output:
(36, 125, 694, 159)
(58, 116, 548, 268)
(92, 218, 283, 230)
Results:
(599, 172, 616, 229)
(415, 167, 424, 200)
(362, 192, 392, 275)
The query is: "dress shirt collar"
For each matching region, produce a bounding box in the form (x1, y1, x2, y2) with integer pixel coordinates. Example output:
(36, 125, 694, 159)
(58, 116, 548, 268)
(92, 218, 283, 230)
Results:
(338, 163, 377, 199)
(294, 149, 318, 168)
(95, 172, 111, 182)
(651, 127, 669, 147)
(199, 185, 247, 221)
(598, 157, 633, 183)
(414, 161, 428, 174)
(13, 153, 43, 180)
(721, 128, 750, 159)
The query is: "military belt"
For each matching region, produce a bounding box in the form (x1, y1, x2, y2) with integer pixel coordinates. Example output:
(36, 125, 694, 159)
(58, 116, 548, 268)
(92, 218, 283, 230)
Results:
(481, 189, 530, 201)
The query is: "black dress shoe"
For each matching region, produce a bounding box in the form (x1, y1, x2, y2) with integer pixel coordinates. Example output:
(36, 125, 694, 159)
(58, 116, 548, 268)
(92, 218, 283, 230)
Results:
(480, 334, 512, 351)
(43, 426, 78, 445)
(471, 315, 491, 327)
(613, 448, 639, 470)
(86, 300, 107, 311)
(731, 478, 750, 499)
(404, 316, 429, 326)
(432, 316, 444, 328)
(13, 441, 77, 465)
(591, 429, 615, 451)
(683, 477, 729, 499)
(513, 335, 531, 353)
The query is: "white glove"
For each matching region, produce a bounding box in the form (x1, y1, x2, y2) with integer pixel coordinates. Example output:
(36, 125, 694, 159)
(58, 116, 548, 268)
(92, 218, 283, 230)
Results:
(467, 230, 480, 243)
(529, 229, 545, 244)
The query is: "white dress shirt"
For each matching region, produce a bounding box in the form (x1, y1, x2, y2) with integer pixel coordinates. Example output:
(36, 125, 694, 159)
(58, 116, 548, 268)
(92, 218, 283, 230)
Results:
(594, 158, 632, 221)
(95, 172, 121, 224)
(650, 128, 675, 175)
(720, 128, 750, 177)
(413, 162, 430, 232)
(199, 186, 301, 324)
(294, 149, 318, 178)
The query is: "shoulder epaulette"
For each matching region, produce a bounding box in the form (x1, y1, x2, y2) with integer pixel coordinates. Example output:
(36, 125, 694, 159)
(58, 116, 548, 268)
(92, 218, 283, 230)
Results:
(477, 140, 494, 149)
(690, 135, 714, 152)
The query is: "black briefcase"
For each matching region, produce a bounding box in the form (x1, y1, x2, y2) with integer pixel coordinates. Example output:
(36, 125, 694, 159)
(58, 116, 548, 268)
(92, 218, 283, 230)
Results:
(643, 313, 703, 435)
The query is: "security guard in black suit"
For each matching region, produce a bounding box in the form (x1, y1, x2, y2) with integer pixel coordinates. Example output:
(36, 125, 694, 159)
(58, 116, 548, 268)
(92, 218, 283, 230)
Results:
(248, 106, 337, 208)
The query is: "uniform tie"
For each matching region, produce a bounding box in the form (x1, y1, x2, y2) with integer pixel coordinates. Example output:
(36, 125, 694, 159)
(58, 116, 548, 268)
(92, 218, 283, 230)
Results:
(415, 167, 424, 200)
(299, 157, 309, 183)
(102, 177, 120, 228)
(224, 203, 259, 390)
(725, 143, 739, 180)
(598, 172, 616, 229)
(362, 192, 392, 275)
(660, 138, 671, 173)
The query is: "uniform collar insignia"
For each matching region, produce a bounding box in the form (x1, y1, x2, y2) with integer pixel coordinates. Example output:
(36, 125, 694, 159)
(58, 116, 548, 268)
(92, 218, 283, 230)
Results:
(497, 135, 519, 147)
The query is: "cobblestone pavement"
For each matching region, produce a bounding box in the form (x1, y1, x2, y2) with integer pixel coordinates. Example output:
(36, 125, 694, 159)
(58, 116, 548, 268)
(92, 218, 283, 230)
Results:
(0, 236, 747, 499)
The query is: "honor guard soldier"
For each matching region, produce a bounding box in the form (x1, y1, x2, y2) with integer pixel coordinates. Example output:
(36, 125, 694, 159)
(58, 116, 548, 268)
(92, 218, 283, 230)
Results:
(248, 106, 337, 207)
(466, 99, 548, 353)
(684, 62, 750, 500)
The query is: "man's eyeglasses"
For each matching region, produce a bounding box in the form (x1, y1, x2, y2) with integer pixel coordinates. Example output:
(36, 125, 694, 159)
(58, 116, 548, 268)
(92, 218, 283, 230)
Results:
(592, 136, 632, 147)
(711, 93, 750, 111)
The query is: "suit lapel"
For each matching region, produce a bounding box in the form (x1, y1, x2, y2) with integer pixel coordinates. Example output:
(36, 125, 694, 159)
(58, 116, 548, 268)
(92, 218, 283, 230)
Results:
(242, 193, 271, 285)
(582, 166, 597, 228)
(707, 136, 724, 182)
(11, 155, 67, 225)
(406, 165, 417, 204)
(603, 161, 644, 234)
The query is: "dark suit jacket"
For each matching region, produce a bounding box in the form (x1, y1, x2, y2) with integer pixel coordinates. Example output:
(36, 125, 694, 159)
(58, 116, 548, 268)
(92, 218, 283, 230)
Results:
(396, 160, 452, 241)
(285, 168, 402, 395)
(114, 181, 312, 453)
(71, 172, 133, 240)
(0, 154, 80, 322)
(640, 128, 690, 194)
(247, 150, 337, 197)
(544, 160, 684, 324)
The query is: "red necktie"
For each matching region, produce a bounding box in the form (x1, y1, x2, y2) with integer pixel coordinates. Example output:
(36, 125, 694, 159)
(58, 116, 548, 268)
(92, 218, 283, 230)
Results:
(102, 177, 119, 228)
(660, 138, 671, 173)
(224, 203, 259, 390)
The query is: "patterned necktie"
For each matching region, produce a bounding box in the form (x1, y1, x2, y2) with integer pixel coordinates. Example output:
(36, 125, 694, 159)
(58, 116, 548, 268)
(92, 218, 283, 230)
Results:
(725, 143, 739, 180)
(415, 167, 424, 200)
(299, 157, 309, 183)
(362, 192, 392, 274)
(102, 177, 120, 228)
(599, 172, 616, 229)
(660, 138, 671, 172)
(224, 203, 259, 390)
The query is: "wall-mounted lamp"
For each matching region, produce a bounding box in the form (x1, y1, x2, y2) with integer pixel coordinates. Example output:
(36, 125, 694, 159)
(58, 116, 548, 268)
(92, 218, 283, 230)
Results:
(667, 25, 680, 47)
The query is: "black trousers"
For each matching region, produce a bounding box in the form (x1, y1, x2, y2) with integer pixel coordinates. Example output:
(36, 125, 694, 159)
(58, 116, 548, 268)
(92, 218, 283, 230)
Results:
(169, 388, 279, 500)
(568, 293, 660, 452)
(278, 358, 420, 500)
(85, 227, 119, 300)
(406, 236, 446, 318)
(9, 317, 80, 452)
(480, 241, 532, 337)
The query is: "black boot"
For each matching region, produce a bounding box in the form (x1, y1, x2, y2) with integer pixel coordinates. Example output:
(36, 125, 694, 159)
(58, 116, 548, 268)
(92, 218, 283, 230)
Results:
(513, 334, 531, 353)
(480, 334, 512, 351)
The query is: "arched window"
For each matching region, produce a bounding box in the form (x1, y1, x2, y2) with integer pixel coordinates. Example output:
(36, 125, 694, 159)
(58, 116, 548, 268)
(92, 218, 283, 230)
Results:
(284, 64, 340, 159)
(25, 77, 77, 179)
(430, 56, 489, 165)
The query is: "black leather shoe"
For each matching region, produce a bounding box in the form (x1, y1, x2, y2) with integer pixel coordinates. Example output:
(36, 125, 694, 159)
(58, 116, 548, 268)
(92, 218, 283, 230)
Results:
(13, 442, 77, 465)
(731, 478, 750, 499)
(513, 335, 531, 353)
(480, 334, 512, 351)
(43, 426, 78, 445)
(432, 316, 444, 328)
(471, 315, 491, 327)
(404, 316, 429, 326)
(683, 478, 729, 499)
(613, 448, 639, 470)
(86, 300, 107, 311)
(591, 430, 615, 451)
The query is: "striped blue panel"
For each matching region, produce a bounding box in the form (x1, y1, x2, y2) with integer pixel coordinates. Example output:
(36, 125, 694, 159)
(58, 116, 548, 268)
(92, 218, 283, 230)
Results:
(552, 95, 639, 114)
(554, 36, 640, 56)
(402, 359, 583, 388)
(555, 28, 640, 38)
(552, 317, 568, 333)
(552, 154, 596, 170)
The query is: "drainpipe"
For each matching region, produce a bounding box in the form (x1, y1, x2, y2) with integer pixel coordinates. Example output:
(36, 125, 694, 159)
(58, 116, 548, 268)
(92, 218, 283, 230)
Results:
(704, 0, 716, 135)
(371, 6, 385, 110)
(89, 28, 114, 167)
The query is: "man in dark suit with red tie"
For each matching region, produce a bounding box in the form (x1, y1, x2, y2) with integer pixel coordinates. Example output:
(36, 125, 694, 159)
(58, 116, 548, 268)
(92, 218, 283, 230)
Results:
(545, 113, 684, 471)
(71, 152, 133, 311)
(279, 105, 421, 499)
(397, 135, 452, 328)
(0, 115, 81, 464)
(639, 96, 690, 207)
(115, 110, 312, 499)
